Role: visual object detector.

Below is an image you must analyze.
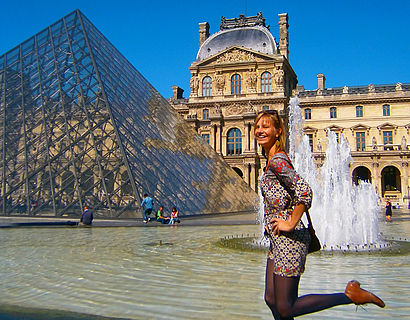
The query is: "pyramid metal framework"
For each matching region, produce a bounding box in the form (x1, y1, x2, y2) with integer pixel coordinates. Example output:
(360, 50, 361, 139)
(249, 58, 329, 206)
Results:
(0, 9, 257, 218)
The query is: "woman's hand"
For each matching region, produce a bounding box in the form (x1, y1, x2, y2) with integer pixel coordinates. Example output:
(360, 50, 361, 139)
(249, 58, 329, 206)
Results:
(270, 203, 307, 236)
(271, 218, 294, 235)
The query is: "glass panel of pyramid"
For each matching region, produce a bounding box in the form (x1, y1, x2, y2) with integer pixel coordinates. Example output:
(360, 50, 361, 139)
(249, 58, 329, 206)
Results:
(0, 9, 257, 218)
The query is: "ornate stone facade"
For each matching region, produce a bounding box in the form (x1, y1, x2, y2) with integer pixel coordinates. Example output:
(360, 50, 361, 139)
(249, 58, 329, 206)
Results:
(171, 13, 297, 191)
(298, 76, 410, 206)
(170, 12, 409, 206)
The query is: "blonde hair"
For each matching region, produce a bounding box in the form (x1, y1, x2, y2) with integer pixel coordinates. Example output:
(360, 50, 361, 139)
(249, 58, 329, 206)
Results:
(254, 110, 286, 152)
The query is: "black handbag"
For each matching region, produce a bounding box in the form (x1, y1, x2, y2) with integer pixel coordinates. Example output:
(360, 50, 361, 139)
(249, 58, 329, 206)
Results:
(306, 210, 321, 253)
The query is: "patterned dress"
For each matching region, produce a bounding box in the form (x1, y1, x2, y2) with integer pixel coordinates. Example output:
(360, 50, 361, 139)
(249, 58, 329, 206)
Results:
(260, 152, 313, 277)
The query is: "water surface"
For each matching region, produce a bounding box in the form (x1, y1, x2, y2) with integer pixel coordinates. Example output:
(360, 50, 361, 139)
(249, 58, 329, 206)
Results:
(0, 216, 408, 319)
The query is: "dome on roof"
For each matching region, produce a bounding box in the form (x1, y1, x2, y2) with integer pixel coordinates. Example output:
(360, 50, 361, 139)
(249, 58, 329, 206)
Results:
(197, 26, 277, 61)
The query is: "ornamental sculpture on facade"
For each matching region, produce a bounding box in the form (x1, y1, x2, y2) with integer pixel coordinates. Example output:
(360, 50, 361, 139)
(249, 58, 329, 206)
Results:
(190, 75, 199, 96)
(215, 73, 225, 93)
(226, 103, 244, 116)
(246, 70, 258, 92)
(274, 69, 284, 86)
(220, 12, 266, 30)
(216, 49, 256, 64)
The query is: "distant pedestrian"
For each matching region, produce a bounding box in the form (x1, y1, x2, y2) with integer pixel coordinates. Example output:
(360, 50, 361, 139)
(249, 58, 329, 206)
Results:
(140, 194, 154, 223)
(385, 199, 392, 222)
(80, 206, 93, 226)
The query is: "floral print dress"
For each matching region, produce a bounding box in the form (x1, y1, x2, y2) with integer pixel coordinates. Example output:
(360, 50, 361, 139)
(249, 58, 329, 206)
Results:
(260, 152, 313, 277)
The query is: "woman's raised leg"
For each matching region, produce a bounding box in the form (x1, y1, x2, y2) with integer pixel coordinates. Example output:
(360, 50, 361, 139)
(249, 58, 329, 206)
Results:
(274, 275, 351, 318)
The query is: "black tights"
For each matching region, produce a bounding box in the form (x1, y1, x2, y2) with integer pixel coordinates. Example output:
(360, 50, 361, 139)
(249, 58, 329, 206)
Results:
(264, 259, 352, 319)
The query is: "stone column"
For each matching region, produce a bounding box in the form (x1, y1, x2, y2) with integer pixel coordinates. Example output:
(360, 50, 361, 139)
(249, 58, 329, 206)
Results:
(400, 163, 408, 202)
(213, 124, 218, 152)
(373, 166, 382, 198)
(219, 124, 223, 155)
(246, 122, 251, 151)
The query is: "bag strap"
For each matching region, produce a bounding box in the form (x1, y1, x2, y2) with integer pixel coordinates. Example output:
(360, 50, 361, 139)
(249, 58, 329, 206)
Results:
(305, 210, 313, 227)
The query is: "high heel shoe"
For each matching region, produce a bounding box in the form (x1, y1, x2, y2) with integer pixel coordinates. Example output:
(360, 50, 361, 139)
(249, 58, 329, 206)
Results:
(345, 280, 385, 308)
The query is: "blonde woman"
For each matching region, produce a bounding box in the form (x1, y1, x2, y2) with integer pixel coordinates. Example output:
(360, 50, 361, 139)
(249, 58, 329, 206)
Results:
(255, 110, 385, 319)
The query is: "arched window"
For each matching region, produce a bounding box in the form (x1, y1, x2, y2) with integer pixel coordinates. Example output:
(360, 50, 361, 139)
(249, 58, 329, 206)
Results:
(304, 108, 311, 120)
(202, 76, 212, 96)
(382, 166, 401, 193)
(261, 71, 272, 93)
(231, 74, 241, 95)
(227, 128, 242, 155)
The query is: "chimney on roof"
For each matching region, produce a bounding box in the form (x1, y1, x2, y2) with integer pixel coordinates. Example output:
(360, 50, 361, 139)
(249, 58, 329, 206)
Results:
(198, 22, 210, 47)
(317, 73, 326, 90)
(278, 13, 289, 59)
(172, 85, 184, 100)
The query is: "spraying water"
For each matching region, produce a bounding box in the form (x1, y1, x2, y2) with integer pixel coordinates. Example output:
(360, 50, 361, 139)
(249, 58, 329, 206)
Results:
(258, 97, 385, 251)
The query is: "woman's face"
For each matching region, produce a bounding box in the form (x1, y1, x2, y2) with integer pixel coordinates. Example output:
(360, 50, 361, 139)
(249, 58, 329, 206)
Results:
(255, 115, 281, 150)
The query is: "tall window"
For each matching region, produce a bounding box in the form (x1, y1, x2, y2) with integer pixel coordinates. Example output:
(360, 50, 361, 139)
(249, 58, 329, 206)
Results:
(383, 166, 399, 191)
(227, 128, 242, 155)
(203, 108, 209, 120)
(202, 134, 210, 144)
(383, 131, 393, 150)
(231, 74, 241, 95)
(330, 107, 337, 119)
(356, 106, 363, 117)
(202, 76, 212, 97)
(383, 104, 390, 116)
(305, 108, 311, 120)
(261, 71, 272, 93)
(307, 134, 313, 151)
(356, 132, 365, 151)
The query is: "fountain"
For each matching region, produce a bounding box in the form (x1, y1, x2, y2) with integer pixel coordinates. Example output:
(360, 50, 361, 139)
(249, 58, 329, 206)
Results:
(256, 97, 390, 252)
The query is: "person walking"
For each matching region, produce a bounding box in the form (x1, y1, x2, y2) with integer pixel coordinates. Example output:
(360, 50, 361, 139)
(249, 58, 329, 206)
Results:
(140, 194, 154, 223)
(385, 199, 392, 222)
(255, 110, 385, 319)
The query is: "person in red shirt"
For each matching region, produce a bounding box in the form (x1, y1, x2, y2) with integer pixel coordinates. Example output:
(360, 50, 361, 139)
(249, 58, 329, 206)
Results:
(169, 207, 180, 224)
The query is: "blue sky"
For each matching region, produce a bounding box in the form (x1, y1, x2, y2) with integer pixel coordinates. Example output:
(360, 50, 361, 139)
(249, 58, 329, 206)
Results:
(1, 0, 409, 98)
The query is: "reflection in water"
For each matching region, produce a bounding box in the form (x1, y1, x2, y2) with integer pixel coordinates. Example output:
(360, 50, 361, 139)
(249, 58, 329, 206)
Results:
(0, 221, 409, 319)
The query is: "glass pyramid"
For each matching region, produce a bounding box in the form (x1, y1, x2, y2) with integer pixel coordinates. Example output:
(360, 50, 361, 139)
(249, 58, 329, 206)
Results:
(0, 9, 257, 218)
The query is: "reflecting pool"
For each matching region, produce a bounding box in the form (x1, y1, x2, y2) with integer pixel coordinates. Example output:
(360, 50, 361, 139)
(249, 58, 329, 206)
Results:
(0, 214, 409, 319)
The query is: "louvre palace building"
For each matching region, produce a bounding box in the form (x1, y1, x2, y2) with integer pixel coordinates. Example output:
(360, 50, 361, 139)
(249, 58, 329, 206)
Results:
(169, 12, 410, 206)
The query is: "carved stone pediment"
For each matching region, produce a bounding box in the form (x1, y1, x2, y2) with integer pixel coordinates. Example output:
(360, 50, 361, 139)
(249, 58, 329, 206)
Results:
(326, 125, 343, 132)
(226, 103, 245, 116)
(193, 46, 274, 68)
(377, 122, 396, 130)
(377, 122, 398, 134)
(303, 126, 318, 133)
(350, 124, 370, 136)
(351, 124, 369, 131)
(216, 48, 257, 64)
